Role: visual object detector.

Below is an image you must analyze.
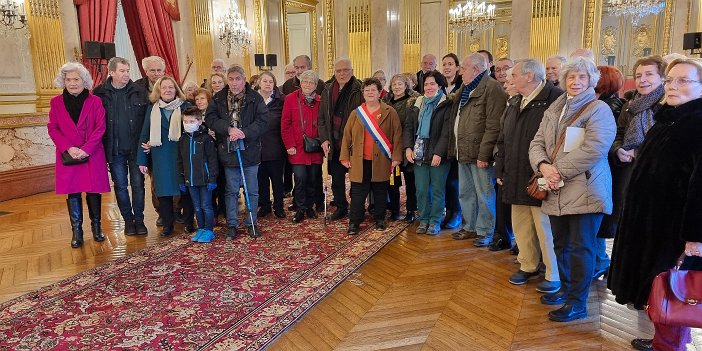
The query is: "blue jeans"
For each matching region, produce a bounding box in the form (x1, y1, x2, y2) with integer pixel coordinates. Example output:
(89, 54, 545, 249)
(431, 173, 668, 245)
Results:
(458, 163, 496, 238)
(224, 165, 259, 228)
(108, 153, 145, 221)
(414, 162, 450, 226)
(189, 185, 214, 231)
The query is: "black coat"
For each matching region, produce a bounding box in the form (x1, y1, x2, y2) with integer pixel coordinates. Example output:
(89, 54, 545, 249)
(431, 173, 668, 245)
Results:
(495, 82, 563, 206)
(281, 77, 325, 96)
(599, 93, 624, 121)
(317, 76, 363, 156)
(260, 89, 286, 161)
(403, 95, 453, 165)
(205, 84, 269, 167)
(93, 78, 149, 163)
(134, 77, 152, 93)
(177, 126, 219, 186)
(608, 98, 702, 308)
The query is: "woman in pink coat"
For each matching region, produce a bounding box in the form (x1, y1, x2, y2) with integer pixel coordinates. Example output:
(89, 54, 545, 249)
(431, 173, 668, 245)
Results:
(47, 62, 110, 248)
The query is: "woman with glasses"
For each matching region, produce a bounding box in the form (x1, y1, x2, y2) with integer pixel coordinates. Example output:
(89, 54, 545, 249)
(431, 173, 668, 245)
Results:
(609, 58, 702, 351)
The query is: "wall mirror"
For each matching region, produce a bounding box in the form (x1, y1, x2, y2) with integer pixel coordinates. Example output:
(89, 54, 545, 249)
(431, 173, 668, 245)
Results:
(282, 0, 319, 71)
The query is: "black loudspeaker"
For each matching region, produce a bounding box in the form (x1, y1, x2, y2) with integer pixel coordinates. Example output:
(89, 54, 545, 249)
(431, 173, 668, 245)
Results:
(101, 42, 116, 60)
(254, 54, 265, 67)
(84, 41, 102, 59)
(266, 54, 277, 67)
(683, 32, 702, 50)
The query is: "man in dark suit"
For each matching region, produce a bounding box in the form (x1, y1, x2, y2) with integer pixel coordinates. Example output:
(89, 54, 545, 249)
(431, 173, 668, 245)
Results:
(134, 56, 165, 93)
(281, 55, 325, 95)
(414, 53, 437, 94)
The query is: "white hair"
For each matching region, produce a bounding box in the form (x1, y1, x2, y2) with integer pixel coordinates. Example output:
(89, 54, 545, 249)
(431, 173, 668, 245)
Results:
(560, 56, 600, 89)
(54, 62, 93, 90)
(299, 70, 319, 83)
(212, 58, 225, 66)
(142, 56, 165, 70)
(516, 58, 546, 82)
(547, 55, 567, 65)
(465, 53, 488, 72)
(334, 57, 353, 69)
(662, 53, 687, 65)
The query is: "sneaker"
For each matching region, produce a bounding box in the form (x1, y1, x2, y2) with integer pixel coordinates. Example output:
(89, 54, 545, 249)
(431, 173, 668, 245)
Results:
(509, 270, 539, 285)
(536, 280, 561, 294)
(197, 229, 215, 243)
(415, 223, 429, 234)
(191, 228, 205, 242)
(426, 224, 440, 235)
(473, 236, 492, 247)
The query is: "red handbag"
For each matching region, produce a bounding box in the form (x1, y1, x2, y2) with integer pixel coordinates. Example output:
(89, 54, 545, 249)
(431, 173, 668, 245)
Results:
(646, 253, 702, 327)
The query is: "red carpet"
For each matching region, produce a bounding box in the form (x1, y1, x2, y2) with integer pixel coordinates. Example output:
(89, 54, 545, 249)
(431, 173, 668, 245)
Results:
(0, 214, 408, 350)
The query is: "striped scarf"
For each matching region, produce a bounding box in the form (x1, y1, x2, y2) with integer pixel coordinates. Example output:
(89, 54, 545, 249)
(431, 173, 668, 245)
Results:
(459, 70, 487, 109)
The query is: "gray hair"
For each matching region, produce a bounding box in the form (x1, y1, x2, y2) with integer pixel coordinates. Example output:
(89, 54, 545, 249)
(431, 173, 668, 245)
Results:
(257, 70, 277, 86)
(568, 48, 594, 60)
(54, 62, 93, 90)
(293, 55, 312, 69)
(108, 57, 130, 72)
(515, 58, 546, 82)
(212, 58, 225, 66)
(390, 73, 412, 91)
(142, 56, 165, 70)
(227, 65, 246, 79)
(373, 69, 386, 77)
(334, 57, 353, 69)
(560, 56, 600, 89)
(547, 55, 567, 65)
(181, 80, 198, 91)
(299, 70, 319, 84)
(466, 53, 488, 72)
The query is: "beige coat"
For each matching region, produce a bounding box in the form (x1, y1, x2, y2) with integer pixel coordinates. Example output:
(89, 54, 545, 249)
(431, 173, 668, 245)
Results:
(340, 102, 403, 183)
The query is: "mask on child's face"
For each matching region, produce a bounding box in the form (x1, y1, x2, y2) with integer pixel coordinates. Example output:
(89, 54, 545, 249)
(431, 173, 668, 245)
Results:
(183, 122, 200, 133)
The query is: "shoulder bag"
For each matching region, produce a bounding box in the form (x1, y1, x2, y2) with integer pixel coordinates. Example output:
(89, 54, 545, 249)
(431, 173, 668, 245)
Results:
(298, 93, 322, 153)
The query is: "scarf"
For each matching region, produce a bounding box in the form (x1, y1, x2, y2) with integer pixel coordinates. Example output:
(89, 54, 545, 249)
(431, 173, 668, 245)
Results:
(417, 91, 444, 138)
(149, 98, 184, 146)
(227, 89, 245, 127)
(303, 91, 317, 107)
(459, 70, 487, 109)
(62, 89, 88, 125)
(333, 78, 354, 117)
(622, 84, 664, 151)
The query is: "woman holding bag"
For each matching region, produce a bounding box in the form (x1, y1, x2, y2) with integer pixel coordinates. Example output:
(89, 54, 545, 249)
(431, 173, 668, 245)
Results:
(608, 57, 702, 351)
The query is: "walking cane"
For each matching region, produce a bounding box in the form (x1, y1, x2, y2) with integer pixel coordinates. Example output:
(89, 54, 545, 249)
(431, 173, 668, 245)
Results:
(232, 139, 258, 238)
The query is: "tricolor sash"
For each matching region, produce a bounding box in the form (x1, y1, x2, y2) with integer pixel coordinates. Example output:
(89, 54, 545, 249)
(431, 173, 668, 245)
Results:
(356, 104, 392, 159)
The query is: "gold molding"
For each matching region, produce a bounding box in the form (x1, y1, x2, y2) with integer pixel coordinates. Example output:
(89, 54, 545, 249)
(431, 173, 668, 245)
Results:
(662, 0, 674, 56)
(0, 93, 36, 97)
(325, 0, 335, 78)
(583, 0, 596, 49)
(26, 0, 66, 111)
(529, 0, 562, 63)
(282, 0, 319, 72)
(190, 0, 214, 84)
(253, 0, 264, 54)
(348, 0, 371, 79)
(402, 0, 421, 72)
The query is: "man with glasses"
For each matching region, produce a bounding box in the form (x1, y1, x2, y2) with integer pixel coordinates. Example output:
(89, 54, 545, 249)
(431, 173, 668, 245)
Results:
(494, 57, 514, 85)
(319, 57, 363, 221)
(201, 58, 226, 88)
(281, 55, 325, 95)
(134, 56, 165, 93)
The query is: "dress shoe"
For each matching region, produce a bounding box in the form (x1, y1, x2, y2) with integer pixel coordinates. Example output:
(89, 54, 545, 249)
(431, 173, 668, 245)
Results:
(630, 338, 653, 351)
(473, 236, 492, 247)
(488, 238, 511, 251)
(124, 219, 137, 235)
(540, 291, 567, 305)
(328, 209, 347, 221)
(248, 225, 261, 238)
(510, 244, 519, 255)
(375, 220, 387, 231)
(404, 211, 416, 223)
(509, 270, 539, 285)
(388, 211, 402, 221)
(226, 227, 238, 240)
(593, 266, 609, 280)
(135, 220, 148, 235)
(306, 208, 318, 219)
(274, 209, 286, 218)
(348, 222, 360, 235)
(156, 216, 163, 227)
(415, 223, 429, 234)
(161, 226, 174, 237)
(536, 280, 561, 294)
(257, 208, 271, 218)
(452, 229, 478, 240)
(292, 211, 305, 223)
(548, 303, 587, 322)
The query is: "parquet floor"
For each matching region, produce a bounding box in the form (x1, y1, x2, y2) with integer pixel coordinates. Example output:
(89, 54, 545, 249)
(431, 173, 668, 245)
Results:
(0, 189, 700, 350)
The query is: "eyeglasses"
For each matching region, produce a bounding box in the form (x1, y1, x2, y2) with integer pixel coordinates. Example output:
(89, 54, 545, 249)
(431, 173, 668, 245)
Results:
(663, 77, 702, 86)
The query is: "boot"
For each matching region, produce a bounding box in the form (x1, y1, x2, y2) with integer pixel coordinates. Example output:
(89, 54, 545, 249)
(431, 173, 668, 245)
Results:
(66, 197, 84, 248)
(86, 194, 105, 242)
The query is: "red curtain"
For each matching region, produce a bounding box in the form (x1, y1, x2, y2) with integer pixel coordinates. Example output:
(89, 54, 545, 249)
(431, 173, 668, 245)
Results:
(122, 0, 181, 82)
(75, 0, 118, 87)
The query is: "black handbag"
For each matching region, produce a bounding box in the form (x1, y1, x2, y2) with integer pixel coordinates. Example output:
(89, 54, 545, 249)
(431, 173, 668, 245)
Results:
(298, 93, 322, 153)
(61, 129, 89, 166)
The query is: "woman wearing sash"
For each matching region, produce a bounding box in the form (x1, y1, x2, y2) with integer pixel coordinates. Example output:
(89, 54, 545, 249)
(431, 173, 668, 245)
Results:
(340, 78, 403, 234)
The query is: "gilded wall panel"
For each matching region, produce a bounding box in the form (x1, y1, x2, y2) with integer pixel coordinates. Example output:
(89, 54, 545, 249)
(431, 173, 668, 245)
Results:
(191, 0, 214, 84)
(401, 0, 420, 73)
(26, 0, 66, 110)
(529, 0, 561, 63)
(347, 0, 370, 79)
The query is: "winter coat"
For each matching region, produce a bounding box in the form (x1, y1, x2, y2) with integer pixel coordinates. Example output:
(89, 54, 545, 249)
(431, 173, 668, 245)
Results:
(495, 81, 563, 206)
(598, 93, 624, 121)
(177, 126, 219, 187)
(608, 98, 702, 308)
(137, 103, 191, 197)
(280, 90, 323, 165)
(386, 93, 419, 167)
(528, 87, 616, 216)
(403, 95, 453, 165)
(610, 93, 663, 155)
(47, 93, 110, 195)
(447, 74, 507, 163)
(260, 89, 286, 162)
(281, 76, 325, 96)
(205, 84, 269, 167)
(340, 102, 403, 183)
(93, 78, 149, 163)
(317, 76, 363, 156)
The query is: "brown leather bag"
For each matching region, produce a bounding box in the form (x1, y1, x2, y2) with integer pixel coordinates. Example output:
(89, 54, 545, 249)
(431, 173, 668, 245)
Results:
(647, 253, 702, 327)
(526, 100, 596, 201)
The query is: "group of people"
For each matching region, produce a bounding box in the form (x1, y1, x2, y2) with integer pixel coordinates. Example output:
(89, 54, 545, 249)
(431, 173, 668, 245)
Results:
(48, 47, 701, 350)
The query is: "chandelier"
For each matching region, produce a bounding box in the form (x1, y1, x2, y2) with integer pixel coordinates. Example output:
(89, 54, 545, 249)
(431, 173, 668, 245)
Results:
(217, 0, 251, 58)
(608, 0, 665, 25)
(448, 1, 496, 37)
(0, 0, 28, 37)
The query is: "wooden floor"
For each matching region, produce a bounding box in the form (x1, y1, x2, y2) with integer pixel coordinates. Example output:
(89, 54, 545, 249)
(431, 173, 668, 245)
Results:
(0, 190, 699, 350)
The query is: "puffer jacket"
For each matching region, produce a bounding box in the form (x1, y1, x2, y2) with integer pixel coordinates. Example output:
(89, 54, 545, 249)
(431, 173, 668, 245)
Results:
(177, 125, 219, 186)
(528, 87, 616, 216)
(403, 94, 453, 165)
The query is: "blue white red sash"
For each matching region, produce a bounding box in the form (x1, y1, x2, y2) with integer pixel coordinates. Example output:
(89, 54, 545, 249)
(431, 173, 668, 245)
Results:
(356, 104, 392, 159)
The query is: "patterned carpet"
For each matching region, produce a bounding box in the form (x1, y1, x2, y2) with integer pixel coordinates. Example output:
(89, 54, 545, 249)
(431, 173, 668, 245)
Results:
(0, 212, 408, 350)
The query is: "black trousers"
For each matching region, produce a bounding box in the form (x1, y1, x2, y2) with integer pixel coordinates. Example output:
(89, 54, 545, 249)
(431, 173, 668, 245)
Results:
(350, 160, 389, 225)
(328, 155, 349, 211)
(445, 159, 461, 214)
(549, 213, 603, 308)
(283, 159, 294, 193)
(212, 164, 228, 216)
(494, 184, 514, 242)
(158, 194, 194, 228)
(258, 159, 285, 212)
(387, 163, 417, 213)
(292, 164, 322, 210)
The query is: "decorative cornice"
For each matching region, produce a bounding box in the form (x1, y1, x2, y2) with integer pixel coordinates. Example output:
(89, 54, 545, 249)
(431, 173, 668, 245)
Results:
(0, 113, 48, 129)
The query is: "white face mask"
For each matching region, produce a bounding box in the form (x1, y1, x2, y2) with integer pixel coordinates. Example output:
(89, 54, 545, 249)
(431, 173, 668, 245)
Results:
(183, 122, 200, 133)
